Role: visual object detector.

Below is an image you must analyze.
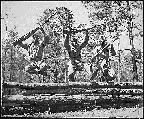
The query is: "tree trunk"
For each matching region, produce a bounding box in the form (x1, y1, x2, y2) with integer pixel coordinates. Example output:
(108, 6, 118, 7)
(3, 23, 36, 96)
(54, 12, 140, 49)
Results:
(19, 55, 25, 83)
(9, 48, 13, 95)
(126, 1, 138, 81)
(2, 50, 6, 82)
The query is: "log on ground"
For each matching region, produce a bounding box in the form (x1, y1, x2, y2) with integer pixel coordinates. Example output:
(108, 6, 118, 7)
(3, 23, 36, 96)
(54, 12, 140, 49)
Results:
(2, 94, 143, 107)
(3, 82, 143, 90)
(2, 94, 143, 114)
(21, 88, 143, 96)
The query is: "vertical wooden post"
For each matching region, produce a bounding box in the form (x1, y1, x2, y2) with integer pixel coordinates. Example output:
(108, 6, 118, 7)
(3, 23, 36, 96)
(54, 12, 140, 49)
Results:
(118, 38, 120, 83)
(63, 48, 68, 84)
(127, 1, 138, 82)
(38, 74, 41, 83)
(1, 66, 3, 106)
(10, 47, 13, 82)
(1, 15, 8, 100)
(65, 66, 67, 83)
(65, 59, 69, 84)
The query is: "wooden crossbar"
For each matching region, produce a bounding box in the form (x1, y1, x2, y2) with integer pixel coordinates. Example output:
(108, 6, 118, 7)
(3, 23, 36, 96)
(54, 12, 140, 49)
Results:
(3, 82, 143, 90)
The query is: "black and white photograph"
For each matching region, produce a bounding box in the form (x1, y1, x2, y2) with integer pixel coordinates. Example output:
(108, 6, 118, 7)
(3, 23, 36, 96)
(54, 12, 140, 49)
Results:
(1, 1, 143, 118)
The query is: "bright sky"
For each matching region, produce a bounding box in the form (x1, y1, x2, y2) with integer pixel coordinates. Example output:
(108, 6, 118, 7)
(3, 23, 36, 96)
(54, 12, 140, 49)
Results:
(1, 1, 143, 56)
(1, 1, 90, 37)
(1, 1, 91, 57)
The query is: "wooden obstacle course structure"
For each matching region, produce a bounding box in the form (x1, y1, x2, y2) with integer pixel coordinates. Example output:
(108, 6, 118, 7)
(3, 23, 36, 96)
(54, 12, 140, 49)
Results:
(3, 81, 143, 90)
(2, 81, 143, 115)
(2, 81, 143, 96)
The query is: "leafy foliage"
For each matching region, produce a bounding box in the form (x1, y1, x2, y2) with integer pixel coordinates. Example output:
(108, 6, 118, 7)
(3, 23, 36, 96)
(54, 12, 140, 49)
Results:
(81, 1, 143, 82)
(36, 7, 76, 82)
(2, 3, 143, 89)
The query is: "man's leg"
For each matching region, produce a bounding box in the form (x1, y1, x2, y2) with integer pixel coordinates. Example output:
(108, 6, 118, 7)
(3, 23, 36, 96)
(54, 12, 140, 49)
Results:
(25, 63, 39, 75)
(103, 69, 108, 82)
(103, 69, 115, 83)
(133, 72, 138, 81)
(108, 68, 116, 81)
(90, 69, 99, 81)
(69, 71, 76, 82)
(84, 63, 91, 75)
(54, 69, 58, 83)
(39, 62, 49, 72)
(67, 61, 75, 82)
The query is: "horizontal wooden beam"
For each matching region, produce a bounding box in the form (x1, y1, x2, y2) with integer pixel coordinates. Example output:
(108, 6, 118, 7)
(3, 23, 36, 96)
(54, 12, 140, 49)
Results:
(2, 94, 142, 108)
(2, 94, 143, 115)
(20, 88, 143, 96)
(3, 82, 143, 90)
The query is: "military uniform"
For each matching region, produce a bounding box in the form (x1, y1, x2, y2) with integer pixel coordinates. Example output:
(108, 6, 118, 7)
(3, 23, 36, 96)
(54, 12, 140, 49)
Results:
(64, 29, 89, 82)
(14, 27, 51, 81)
(90, 40, 116, 82)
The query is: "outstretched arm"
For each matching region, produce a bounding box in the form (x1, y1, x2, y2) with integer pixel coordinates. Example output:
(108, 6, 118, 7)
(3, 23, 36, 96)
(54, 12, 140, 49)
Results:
(80, 30, 89, 50)
(40, 27, 46, 36)
(21, 27, 40, 41)
(18, 42, 29, 51)
(13, 27, 40, 46)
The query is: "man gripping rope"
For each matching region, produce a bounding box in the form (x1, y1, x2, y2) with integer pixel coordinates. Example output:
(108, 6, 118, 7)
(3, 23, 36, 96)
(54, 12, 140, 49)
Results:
(90, 38, 116, 82)
(13, 27, 52, 82)
(64, 27, 90, 82)
(25, 27, 52, 80)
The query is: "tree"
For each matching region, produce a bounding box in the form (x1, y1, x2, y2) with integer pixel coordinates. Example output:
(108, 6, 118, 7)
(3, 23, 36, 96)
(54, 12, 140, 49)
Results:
(81, 1, 143, 82)
(125, 1, 143, 81)
(2, 24, 34, 94)
(112, 1, 143, 81)
(36, 7, 75, 82)
(81, 1, 118, 82)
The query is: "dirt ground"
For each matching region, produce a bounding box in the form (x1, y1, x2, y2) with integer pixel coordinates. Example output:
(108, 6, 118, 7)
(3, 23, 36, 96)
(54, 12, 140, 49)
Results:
(2, 106, 143, 118)
(2, 82, 143, 118)
(41, 107, 143, 118)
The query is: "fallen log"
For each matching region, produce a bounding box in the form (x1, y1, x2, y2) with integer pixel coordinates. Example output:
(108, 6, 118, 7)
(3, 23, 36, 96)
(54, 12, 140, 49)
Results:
(3, 82, 143, 90)
(2, 94, 142, 108)
(21, 88, 143, 96)
(2, 94, 143, 115)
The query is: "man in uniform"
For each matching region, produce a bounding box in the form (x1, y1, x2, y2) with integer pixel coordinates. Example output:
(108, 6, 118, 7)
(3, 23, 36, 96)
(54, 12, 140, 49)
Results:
(64, 27, 90, 82)
(90, 37, 116, 82)
(13, 27, 52, 82)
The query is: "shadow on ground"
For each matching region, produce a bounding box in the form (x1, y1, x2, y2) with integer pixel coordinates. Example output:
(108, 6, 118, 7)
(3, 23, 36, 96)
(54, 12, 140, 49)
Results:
(2, 96, 143, 116)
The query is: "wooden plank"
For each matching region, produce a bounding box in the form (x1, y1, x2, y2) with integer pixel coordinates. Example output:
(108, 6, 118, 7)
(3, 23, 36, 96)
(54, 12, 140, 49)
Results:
(2, 94, 142, 107)
(21, 88, 143, 96)
(2, 94, 143, 115)
(3, 82, 143, 90)
(2, 93, 142, 115)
